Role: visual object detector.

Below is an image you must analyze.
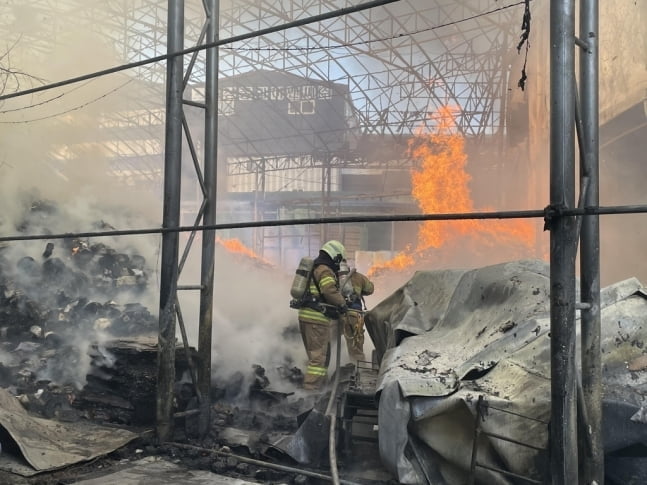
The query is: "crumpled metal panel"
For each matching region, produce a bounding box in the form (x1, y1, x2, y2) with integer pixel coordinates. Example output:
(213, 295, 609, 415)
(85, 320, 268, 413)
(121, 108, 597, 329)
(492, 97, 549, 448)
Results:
(368, 259, 647, 484)
(0, 388, 137, 474)
(374, 260, 551, 398)
(270, 408, 330, 466)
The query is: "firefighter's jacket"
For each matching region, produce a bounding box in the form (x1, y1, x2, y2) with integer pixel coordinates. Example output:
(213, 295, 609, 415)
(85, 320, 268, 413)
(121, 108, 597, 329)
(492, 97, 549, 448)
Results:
(345, 272, 374, 310)
(298, 263, 346, 325)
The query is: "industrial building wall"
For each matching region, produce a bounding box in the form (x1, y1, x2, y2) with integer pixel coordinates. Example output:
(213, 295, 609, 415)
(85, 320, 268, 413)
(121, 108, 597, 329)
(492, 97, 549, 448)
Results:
(214, 71, 356, 158)
(597, 2, 647, 123)
(527, 1, 646, 127)
(525, 0, 647, 286)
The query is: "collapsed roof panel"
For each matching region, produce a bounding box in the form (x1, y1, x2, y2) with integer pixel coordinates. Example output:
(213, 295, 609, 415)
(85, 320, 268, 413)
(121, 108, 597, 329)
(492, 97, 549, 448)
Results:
(365, 259, 647, 484)
(0, 388, 137, 474)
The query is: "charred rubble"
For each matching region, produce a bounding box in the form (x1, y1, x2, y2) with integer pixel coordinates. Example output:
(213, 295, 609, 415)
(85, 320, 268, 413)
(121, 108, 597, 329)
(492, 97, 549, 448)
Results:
(0, 198, 160, 424)
(0, 199, 307, 424)
(0, 199, 393, 485)
(0, 199, 371, 485)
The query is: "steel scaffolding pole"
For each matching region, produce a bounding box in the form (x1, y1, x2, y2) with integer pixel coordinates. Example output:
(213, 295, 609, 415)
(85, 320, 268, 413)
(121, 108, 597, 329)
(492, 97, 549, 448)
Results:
(198, 0, 219, 436)
(579, 0, 603, 481)
(550, 0, 578, 482)
(157, 0, 185, 443)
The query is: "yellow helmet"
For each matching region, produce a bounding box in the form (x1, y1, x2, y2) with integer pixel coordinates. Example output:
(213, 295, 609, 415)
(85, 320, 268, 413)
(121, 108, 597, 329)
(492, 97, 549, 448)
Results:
(321, 240, 346, 263)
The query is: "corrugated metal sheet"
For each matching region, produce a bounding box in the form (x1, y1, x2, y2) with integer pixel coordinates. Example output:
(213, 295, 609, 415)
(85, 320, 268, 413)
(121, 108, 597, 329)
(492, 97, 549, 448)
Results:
(0, 388, 136, 474)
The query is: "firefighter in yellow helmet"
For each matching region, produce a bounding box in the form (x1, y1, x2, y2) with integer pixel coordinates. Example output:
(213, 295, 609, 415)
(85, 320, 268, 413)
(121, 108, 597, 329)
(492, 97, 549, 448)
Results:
(338, 259, 374, 362)
(297, 240, 348, 390)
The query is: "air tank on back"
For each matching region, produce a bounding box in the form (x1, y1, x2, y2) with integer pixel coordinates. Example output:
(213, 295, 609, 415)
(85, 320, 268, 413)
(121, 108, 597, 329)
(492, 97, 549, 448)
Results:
(290, 256, 314, 299)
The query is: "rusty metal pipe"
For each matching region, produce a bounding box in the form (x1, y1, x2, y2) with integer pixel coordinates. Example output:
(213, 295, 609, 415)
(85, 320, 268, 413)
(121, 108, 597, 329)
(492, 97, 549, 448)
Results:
(157, 0, 185, 444)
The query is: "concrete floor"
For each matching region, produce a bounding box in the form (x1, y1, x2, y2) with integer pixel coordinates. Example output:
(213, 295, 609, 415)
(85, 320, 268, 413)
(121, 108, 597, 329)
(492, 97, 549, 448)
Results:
(73, 457, 274, 485)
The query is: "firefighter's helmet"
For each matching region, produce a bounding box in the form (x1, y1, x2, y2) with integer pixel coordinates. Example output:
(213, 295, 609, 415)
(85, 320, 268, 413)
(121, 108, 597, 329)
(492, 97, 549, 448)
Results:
(321, 240, 346, 264)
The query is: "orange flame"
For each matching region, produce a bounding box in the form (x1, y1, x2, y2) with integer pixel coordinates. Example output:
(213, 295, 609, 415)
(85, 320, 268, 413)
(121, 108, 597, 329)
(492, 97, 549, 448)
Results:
(368, 106, 535, 277)
(372, 251, 415, 274)
(217, 237, 257, 258)
(410, 107, 473, 249)
(216, 237, 273, 267)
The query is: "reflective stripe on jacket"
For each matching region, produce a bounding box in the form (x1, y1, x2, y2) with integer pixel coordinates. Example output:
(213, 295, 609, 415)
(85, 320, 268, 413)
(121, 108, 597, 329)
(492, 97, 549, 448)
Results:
(298, 263, 345, 324)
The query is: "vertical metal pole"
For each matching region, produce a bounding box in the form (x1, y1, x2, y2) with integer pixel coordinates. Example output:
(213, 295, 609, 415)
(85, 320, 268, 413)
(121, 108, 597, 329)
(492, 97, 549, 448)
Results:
(198, 0, 219, 436)
(157, 0, 184, 443)
(260, 160, 266, 257)
(324, 157, 331, 243)
(550, 0, 578, 482)
(320, 161, 326, 244)
(579, 0, 603, 481)
(253, 168, 259, 252)
(278, 212, 283, 266)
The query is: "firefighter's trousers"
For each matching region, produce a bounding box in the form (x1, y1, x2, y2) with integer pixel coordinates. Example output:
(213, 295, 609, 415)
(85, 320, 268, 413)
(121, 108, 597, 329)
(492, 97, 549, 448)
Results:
(341, 310, 366, 362)
(299, 319, 331, 390)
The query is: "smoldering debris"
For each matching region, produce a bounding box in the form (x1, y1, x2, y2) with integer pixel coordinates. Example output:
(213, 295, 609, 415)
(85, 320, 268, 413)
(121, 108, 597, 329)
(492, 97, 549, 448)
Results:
(0, 238, 157, 388)
(0, 197, 354, 483)
(206, 362, 307, 433)
(2, 222, 311, 431)
(1, 199, 154, 332)
(177, 370, 335, 485)
(75, 338, 197, 425)
(0, 198, 162, 426)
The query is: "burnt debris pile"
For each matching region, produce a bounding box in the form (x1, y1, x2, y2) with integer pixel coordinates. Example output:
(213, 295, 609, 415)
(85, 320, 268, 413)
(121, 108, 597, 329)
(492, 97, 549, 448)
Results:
(170, 363, 323, 484)
(0, 198, 159, 419)
(1, 198, 154, 340)
(0, 197, 343, 485)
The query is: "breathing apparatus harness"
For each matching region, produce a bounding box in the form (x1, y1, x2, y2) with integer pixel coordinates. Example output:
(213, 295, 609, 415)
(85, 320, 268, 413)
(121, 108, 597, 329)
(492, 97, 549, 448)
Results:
(290, 254, 347, 319)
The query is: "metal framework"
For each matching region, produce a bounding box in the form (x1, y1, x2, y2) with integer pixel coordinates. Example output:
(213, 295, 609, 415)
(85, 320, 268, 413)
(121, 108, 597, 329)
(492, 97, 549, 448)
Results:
(0, 0, 524, 191)
(216, 0, 518, 138)
(0, 0, 536, 452)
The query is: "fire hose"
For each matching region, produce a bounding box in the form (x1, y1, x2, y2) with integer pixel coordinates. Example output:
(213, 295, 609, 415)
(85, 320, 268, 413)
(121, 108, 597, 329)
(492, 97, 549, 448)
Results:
(328, 307, 366, 485)
(321, 300, 366, 484)
(324, 314, 343, 485)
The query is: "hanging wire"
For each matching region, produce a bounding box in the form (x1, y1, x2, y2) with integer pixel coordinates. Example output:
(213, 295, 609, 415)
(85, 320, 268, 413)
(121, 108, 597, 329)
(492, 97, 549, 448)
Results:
(516, 0, 532, 90)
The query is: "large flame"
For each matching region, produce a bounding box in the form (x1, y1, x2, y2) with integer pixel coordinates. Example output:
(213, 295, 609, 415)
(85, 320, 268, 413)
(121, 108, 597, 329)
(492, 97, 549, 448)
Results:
(410, 107, 474, 250)
(368, 106, 535, 276)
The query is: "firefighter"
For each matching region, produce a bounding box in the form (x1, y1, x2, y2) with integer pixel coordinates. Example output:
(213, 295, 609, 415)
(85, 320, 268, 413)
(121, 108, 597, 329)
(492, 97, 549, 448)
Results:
(297, 240, 348, 390)
(338, 260, 374, 363)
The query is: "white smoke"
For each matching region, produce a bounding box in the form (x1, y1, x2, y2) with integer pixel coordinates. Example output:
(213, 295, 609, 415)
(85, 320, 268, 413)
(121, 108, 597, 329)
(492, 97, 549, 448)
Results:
(0, 3, 164, 393)
(177, 241, 306, 394)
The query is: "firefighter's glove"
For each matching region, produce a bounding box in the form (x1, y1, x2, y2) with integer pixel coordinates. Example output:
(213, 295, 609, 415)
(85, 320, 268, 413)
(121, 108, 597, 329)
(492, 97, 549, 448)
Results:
(339, 304, 348, 315)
